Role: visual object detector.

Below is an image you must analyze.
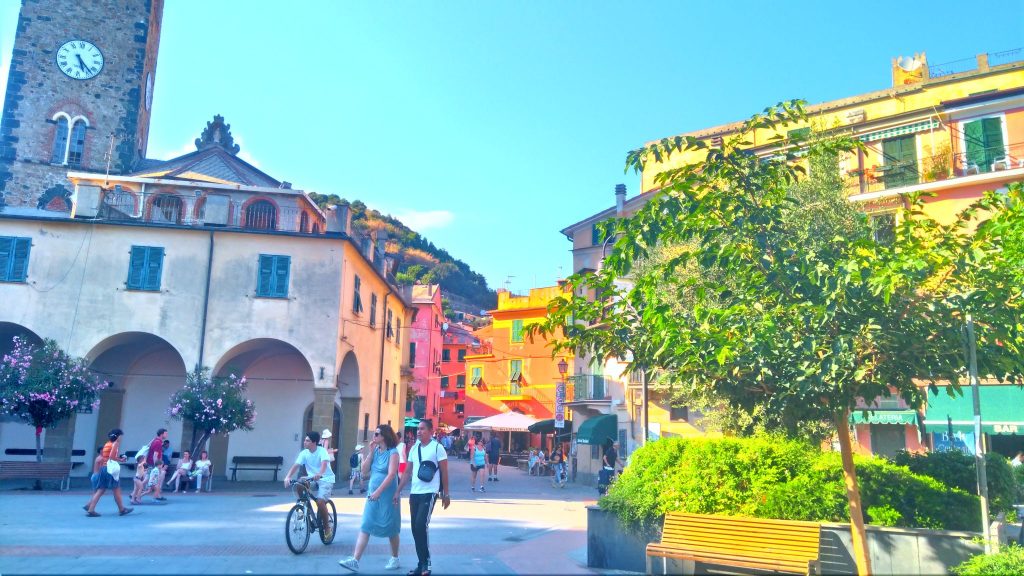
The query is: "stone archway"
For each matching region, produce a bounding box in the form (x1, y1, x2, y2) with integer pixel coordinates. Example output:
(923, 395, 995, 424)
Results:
(213, 338, 315, 480)
(83, 332, 188, 475)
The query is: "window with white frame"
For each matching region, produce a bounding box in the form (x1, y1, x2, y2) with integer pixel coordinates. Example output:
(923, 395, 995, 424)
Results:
(50, 113, 88, 167)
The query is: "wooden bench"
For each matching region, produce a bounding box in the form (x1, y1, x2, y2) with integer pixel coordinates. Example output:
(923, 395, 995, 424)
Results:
(230, 456, 284, 481)
(0, 461, 74, 491)
(6, 448, 87, 470)
(646, 512, 821, 575)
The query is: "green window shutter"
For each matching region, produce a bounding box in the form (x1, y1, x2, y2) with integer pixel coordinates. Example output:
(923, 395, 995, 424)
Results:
(592, 222, 605, 247)
(441, 376, 449, 389)
(142, 247, 163, 291)
(457, 375, 465, 389)
(272, 255, 290, 297)
(353, 275, 362, 313)
(370, 294, 378, 327)
(257, 254, 274, 297)
(981, 117, 1004, 168)
(0, 237, 11, 281)
(510, 359, 522, 382)
(471, 366, 482, 386)
(127, 246, 148, 289)
(442, 349, 451, 362)
(409, 343, 416, 367)
(881, 135, 917, 188)
(457, 349, 466, 363)
(8, 237, 31, 282)
(964, 120, 986, 171)
(511, 319, 524, 343)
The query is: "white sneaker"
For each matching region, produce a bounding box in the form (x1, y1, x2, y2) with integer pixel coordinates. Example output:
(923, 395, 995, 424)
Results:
(338, 556, 359, 572)
(384, 556, 400, 570)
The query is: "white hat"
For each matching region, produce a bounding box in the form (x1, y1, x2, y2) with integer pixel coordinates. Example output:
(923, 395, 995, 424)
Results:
(354, 443, 364, 450)
(321, 429, 332, 439)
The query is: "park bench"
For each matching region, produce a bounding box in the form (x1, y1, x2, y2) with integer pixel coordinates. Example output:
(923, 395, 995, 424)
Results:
(646, 512, 822, 575)
(0, 460, 74, 491)
(230, 456, 284, 481)
(5, 448, 87, 470)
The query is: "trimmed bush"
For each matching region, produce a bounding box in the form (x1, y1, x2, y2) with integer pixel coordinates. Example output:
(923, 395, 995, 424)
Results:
(891, 450, 1018, 515)
(951, 544, 1024, 576)
(601, 435, 981, 532)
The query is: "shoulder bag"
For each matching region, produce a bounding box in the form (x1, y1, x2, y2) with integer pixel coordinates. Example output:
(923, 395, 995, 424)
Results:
(417, 442, 438, 482)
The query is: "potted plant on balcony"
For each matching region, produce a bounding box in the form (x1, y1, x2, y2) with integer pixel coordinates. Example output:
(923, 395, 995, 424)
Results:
(924, 145, 952, 182)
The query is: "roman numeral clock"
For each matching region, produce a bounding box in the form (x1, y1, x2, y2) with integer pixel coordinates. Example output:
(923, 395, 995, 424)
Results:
(56, 40, 104, 80)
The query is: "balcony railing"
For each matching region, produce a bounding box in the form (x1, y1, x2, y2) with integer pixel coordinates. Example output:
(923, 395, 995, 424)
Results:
(571, 374, 608, 402)
(60, 188, 327, 235)
(464, 343, 493, 357)
(844, 142, 1024, 197)
(490, 384, 532, 400)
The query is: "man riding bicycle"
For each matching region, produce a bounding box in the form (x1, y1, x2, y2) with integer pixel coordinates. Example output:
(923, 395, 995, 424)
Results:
(283, 431, 336, 539)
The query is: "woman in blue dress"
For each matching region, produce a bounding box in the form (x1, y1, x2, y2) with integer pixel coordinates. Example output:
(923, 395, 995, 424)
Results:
(338, 423, 401, 572)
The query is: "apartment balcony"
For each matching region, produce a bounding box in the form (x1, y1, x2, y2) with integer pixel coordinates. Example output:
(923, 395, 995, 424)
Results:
(844, 142, 1024, 200)
(490, 383, 534, 402)
(464, 343, 494, 359)
(567, 374, 612, 404)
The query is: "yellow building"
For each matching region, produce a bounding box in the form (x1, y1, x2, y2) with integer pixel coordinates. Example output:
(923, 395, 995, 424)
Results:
(463, 286, 574, 451)
(559, 50, 1024, 456)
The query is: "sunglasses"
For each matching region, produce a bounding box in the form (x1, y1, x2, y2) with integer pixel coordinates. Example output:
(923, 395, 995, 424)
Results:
(373, 431, 381, 436)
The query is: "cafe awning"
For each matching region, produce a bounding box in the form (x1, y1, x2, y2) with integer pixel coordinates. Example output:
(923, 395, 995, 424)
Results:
(528, 418, 574, 435)
(463, 411, 538, 432)
(403, 417, 420, 429)
(576, 414, 617, 445)
(849, 410, 919, 426)
(923, 386, 1024, 436)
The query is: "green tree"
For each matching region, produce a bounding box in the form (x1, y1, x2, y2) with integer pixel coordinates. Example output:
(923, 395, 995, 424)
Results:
(536, 102, 1024, 575)
(167, 368, 256, 457)
(0, 337, 106, 462)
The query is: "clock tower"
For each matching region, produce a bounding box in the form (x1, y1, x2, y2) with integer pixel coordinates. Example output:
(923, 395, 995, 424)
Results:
(0, 0, 164, 209)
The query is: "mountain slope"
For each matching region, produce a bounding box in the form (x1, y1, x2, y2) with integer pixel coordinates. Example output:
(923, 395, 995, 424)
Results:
(308, 193, 497, 313)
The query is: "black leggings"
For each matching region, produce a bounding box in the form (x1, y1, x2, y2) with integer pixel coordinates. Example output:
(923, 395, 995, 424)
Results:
(409, 492, 438, 569)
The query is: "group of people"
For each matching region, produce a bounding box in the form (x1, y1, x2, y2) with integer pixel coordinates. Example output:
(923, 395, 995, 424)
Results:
(285, 419, 450, 576)
(525, 445, 569, 487)
(83, 427, 213, 517)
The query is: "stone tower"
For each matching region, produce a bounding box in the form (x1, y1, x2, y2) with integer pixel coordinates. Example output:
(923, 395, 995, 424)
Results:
(0, 0, 164, 209)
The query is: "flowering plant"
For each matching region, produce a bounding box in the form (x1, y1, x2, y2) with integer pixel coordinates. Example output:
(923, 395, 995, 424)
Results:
(0, 336, 105, 461)
(168, 367, 256, 456)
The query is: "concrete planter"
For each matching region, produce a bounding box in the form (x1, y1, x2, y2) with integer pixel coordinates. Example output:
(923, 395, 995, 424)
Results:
(586, 506, 985, 575)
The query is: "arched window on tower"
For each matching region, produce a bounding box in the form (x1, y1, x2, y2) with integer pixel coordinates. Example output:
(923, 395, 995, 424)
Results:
(67, 119, 87, 168)
(244, 200, 277, 231)
(50, 116, 70, 164)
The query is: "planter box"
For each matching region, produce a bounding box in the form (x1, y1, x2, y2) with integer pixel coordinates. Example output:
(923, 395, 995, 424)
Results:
(586, 506, 984, 575)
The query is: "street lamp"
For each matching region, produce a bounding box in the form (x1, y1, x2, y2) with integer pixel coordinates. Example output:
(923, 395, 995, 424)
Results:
(557, 358, 568, 377)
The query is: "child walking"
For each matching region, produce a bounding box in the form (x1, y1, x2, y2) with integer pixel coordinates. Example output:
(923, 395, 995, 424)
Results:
(131, 455, 147, 504)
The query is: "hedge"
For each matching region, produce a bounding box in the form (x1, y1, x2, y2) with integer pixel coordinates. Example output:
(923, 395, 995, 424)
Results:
(891, 450, 1019, 514)
(952, 544, 1024, 576)
(601, 435, 981, 532)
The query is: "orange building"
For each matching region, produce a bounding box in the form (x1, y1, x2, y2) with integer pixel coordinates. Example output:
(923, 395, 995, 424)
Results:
(462, 286, 574, 450)
(437, 322, 477, 429)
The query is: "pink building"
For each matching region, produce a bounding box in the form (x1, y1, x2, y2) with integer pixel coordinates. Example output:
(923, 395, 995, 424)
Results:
(401, 285, 446, 422)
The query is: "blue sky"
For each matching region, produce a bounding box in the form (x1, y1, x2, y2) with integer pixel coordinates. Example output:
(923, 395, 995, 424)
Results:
(2, 1, 1022, 294)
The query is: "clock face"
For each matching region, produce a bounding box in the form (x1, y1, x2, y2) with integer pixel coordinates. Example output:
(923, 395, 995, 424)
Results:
(56, 40, 104, 80)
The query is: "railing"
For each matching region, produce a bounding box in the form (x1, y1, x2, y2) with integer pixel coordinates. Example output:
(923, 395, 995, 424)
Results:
(490, 384, 529, 398)
(464, 343, 493, 357)
(928, 48, 1023, 79)
(571, 374, 608, 401)
(988, 47, 1023, 67)
(844, 142, 1024, 196)
(69, 189, 327, 235)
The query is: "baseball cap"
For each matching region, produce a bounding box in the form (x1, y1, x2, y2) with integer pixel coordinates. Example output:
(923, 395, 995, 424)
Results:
(321, 429, 332, 439)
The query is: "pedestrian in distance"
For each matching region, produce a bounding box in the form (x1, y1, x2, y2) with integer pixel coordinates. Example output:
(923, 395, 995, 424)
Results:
(486, 432, 501, 482)
(283, 430, 336, 541)
(395, 419, 449, 576)
(469, 434, 486, 492)
(141, 428, 168, 501)
(131, 454, 147, 504)
(83, 428, 133, 517)
(550, 447, 567, 488)
(338, 424, 402, 572)
(349, 443, 365, 495)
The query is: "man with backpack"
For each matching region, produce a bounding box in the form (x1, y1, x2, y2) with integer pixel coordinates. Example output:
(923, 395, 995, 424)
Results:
(348, 444, 366, 495)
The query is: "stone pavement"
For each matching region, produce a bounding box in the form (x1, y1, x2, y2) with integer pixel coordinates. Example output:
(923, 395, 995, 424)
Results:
(0, 461, 633, 575)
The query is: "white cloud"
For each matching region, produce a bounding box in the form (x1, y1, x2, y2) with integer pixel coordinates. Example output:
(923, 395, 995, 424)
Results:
(392, 209, 455, 231)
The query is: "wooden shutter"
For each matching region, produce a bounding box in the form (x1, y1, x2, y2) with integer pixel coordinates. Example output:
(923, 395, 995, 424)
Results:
(964, 120, 986, 170)
(0, 238, 11, 281)
(142, 247, 163, 291)
(272, 255, 290, 298)
(512, 319, 524, 342)
(257, 255, 274, 296)
(6, 237, 32, 282)
(882, 135, 917, 188)
(127, 246, 148, 289)
(981, 117, 1004, 167)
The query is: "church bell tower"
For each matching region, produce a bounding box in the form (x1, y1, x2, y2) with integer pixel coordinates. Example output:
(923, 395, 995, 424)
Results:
(0, 0, 164, 209)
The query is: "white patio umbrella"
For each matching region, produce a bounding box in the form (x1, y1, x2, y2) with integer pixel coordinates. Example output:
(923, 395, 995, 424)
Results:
(463, 411, 538, 432)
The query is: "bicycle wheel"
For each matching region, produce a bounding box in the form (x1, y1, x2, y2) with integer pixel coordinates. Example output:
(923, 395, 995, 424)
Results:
(285, 503, 311, 554)
(319, 499, 337, 544)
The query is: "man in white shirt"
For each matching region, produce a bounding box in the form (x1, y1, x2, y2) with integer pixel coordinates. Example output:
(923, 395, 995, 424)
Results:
(283, 431, 336, 539)
(396, 419, 450, 576)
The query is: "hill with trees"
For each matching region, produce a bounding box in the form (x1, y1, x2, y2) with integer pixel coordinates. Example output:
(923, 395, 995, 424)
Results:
(307, 193, 497, 314)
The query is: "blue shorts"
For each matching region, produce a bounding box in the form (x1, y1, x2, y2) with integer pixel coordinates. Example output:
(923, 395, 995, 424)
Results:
(90, 470, 118, 491)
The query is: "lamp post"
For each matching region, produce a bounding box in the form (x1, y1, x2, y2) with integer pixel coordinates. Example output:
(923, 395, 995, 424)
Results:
(556, 357, 573, 482)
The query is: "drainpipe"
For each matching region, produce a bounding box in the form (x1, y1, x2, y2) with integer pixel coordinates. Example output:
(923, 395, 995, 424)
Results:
(376, 290, 392, 426)
(196, 230, 215, 372)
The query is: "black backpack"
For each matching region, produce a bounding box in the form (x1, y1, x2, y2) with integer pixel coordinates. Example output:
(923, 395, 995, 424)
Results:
(349, 452, 359, 468)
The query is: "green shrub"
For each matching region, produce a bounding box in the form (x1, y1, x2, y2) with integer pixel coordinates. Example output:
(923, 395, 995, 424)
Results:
(601, 435, 981, 532)
(892, 450, 1018, 514)
(951, 544, 1024, 576)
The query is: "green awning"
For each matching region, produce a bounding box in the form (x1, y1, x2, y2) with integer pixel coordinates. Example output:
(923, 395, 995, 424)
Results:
(850, 410, 919, 426)
(403, 417, 420, 429)
(528, 418, 574, 434)
(858, 119, 940, 142)
(923, 386, 1024, 435)
(576, 414, 617, 445)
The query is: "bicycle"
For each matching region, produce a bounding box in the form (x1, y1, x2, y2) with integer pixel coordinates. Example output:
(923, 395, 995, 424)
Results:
(285, 477, 337, 554)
